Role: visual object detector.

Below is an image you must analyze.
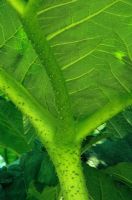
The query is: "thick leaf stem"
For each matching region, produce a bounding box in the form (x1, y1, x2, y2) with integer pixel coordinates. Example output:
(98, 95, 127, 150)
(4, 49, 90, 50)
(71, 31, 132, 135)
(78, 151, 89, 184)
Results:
(19, 0, 75, 142)
(0, 68, 56, 145)
(48, 144, 89, 200)
(6, 0, 26, 16)
(77, 96, 132, 142)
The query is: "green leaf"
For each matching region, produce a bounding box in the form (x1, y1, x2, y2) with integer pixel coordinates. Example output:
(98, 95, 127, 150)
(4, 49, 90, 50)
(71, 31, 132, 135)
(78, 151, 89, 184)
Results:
(0, 0, 57, 116)
(37, 151, 58, 187)
(20, 145, 44, 185)
(0, 98, 30, 154)
(2, 0, 132, 126)
(105, 108, 132, 139)
(123, 106, 132, 126)
(36, 0, 132, 121)
(40, 186, 60, 200)
(84, 164, 132, 200)
(27, 183, 59, 200)
(0, 166, 26, 200)
(104, 162, 132, 187)
(23, 116, 37, 147)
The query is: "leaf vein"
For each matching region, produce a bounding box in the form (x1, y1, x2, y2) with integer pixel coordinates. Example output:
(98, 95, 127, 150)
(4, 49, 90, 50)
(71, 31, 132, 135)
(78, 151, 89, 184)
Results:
(47, 0, 120, 40)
